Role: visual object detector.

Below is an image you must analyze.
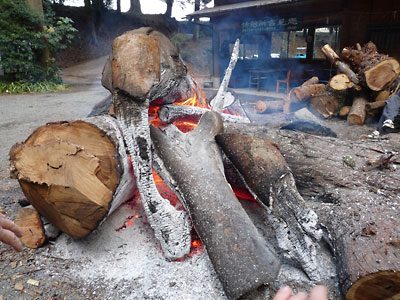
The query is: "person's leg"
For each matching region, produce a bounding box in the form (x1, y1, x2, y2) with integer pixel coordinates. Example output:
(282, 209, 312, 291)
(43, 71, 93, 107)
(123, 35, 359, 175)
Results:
(378, 94, 400, 133)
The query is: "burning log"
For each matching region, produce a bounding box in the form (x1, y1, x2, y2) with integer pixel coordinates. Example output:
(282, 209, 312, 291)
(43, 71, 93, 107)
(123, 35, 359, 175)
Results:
(9, 117, 136, 239)
(340, 42, 400, 91)
(110, 28, 196, 259)
(347, 96, 368, 125)
(223, 123, 400, 300)
(322, 44, 359, 85)
(158, 104, 250, 123)
(216, 133, 326, 282)
(150, 112, 280, 300)
(255, 100, 284, 113)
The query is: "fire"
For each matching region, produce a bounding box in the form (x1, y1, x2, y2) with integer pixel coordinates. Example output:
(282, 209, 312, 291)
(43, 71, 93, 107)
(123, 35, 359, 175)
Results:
(174, 90, 208, 108)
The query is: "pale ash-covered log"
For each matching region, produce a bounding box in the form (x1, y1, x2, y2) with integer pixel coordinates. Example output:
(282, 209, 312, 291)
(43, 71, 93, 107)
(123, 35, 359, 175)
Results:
(9, 116, 135, 238)
(216, 133, 329, 283)
(110, 28, 196, 260)
(150, 112, 280, 300)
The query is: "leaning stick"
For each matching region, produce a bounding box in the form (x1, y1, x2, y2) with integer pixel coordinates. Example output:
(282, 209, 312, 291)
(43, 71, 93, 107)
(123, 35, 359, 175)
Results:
(212, 39, 240, 113)
(158, 105, 250, 124)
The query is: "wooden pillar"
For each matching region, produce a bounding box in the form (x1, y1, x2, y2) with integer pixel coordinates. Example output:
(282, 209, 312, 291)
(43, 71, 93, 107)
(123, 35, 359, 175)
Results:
(306, 28, 315, 60)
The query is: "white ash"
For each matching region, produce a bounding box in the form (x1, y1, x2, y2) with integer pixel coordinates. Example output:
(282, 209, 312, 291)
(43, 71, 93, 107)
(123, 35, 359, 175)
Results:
(51, 201, 227, 300)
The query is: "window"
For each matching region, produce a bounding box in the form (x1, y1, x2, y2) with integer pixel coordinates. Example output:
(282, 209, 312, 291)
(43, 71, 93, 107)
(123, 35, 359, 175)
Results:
(313, 26, 341, 59)
(271, 30, 307, 58)
(271, 31, 289, 58)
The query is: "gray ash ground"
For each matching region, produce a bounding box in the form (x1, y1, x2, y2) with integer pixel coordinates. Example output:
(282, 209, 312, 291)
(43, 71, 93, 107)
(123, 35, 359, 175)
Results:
(0, 57, 382, 299)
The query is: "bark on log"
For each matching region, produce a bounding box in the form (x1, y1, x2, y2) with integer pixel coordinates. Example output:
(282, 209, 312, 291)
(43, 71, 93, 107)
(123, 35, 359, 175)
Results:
(375, 90, 391, 102)
(302, 76, 319, 86)
(158, 104, 250, 123)
(347, 96, 368, 125)
(309, 91, 338, 118)
(255, 100, 284, 114)
(216, 133, 328, 283)
(339, 106, 352, 117)
(150, 112, 280, 300)
(9, 116, 136, 239)
(222, 123, 400, 299)
(340, 42, 400, 91)
(365, 100, 387, 111)
(322, 44, 359, 85)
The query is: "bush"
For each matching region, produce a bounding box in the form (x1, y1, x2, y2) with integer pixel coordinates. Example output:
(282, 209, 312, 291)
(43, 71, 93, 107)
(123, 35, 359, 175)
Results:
(0, 0, 77, 83)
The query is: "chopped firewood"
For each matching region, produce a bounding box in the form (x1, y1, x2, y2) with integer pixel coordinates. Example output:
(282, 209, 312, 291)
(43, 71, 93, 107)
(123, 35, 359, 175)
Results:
(14, 206, 45, 248)
(365, 100, 387, 111)
(347, 96, 368, 125)
(329, 74, 354, 91)
(375, 90, 391, 102)
(322, 44, 359, 84)
(10, 117, 136, 238)
(255, 100, 284, 113)
(341, 42, 400, 91)
(339, 106, 352, 117)
(289, 83, 326, 103)
(302, 76, 319, 86)
(309, 91, 338, 118)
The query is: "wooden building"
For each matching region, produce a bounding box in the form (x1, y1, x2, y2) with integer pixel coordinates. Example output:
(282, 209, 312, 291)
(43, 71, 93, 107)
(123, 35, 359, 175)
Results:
(188, 0, 400, 89)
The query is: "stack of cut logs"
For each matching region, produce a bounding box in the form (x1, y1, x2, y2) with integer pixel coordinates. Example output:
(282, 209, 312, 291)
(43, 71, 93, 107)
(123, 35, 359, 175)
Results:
(256, 42, 400, 125)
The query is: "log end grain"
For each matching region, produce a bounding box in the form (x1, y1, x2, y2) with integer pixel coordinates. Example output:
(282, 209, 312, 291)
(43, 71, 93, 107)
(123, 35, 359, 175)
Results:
(14, 206, 45, 248)
(346, 271, 400, 300)
(9, 121, 121, 238)
(365, 59, 400, 91)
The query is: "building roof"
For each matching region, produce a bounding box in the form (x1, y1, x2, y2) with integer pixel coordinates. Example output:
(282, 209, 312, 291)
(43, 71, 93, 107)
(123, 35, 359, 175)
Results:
(187, 0, 304, 19)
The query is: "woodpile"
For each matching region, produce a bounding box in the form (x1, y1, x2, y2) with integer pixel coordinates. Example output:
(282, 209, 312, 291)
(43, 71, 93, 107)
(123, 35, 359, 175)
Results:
(258, 42, 400, 125)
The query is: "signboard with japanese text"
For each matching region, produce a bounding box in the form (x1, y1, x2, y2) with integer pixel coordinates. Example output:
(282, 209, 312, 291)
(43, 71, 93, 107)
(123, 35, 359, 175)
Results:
(241, 16, 302, 32)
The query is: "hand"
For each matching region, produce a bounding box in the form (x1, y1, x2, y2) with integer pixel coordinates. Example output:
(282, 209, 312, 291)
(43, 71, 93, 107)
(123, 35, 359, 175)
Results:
(0, 213, 23, 252)
(273, 286, 328, 300)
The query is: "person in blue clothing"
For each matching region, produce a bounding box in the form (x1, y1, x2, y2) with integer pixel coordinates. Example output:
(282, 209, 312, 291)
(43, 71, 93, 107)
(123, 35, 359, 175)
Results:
(369, 78, 400, 137)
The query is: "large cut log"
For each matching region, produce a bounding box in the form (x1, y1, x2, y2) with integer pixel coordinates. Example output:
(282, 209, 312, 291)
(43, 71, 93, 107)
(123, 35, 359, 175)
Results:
(216, 133, 329, 283)
(9, 116, 136, 238)
(222, 123, 400, 300)
(340, 42, 400, 91)
(150, 112, 280, 300)
(347, 96, 368, 125)
(322, 44, 359, 85)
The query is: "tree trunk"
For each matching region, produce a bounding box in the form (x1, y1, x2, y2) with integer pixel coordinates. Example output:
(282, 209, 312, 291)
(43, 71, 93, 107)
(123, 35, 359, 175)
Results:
(193, 0, 200, 40)
(84, 0, 98, 45)
(129, 0, 141, 13)
(116, 0, 121, 13)
(9, 116, 136, 239)
(165, 0, 173, 18)
(222, 123, 400, 300)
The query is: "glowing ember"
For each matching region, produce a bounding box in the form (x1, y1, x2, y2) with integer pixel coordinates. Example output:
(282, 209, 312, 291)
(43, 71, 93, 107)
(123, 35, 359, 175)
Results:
(232, 186, 256, 202)
(153, 170, 185, 210)
(116, 214, 140, 232)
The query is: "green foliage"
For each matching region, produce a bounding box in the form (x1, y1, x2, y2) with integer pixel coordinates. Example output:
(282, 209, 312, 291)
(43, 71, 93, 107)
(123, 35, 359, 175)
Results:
(0, 0, 77, 84)
(170, 33, 189, 51)
(0, 80, 67, 94)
